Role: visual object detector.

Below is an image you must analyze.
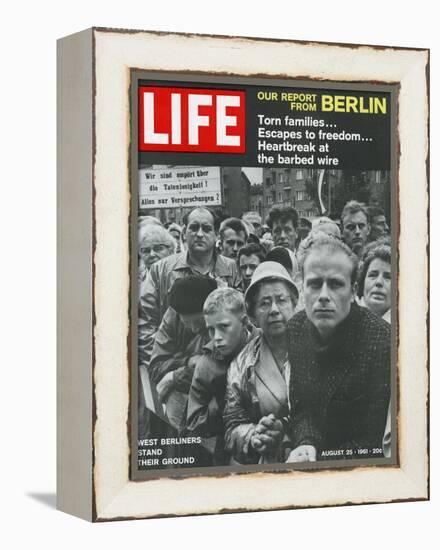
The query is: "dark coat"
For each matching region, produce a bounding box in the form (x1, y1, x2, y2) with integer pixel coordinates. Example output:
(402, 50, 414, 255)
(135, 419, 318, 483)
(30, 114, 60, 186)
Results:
(287, 303, 391, 459)
(186, 342, 231, 439)
(139, 251, 240, 365)
(149, 306, 209, 390)
(186, 327, 256, 440)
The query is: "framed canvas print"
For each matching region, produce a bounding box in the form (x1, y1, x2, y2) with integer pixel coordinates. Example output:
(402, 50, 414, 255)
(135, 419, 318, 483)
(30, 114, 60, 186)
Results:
(57, 28, 429, 521)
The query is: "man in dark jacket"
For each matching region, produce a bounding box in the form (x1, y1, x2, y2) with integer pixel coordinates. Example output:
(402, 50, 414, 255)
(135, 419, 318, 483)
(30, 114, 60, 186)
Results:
(149, 275, 217, 432)
(286, 234, 391, 462)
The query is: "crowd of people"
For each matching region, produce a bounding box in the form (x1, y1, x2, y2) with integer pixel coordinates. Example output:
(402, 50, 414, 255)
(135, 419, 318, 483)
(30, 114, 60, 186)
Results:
(137, 200, 392, 466)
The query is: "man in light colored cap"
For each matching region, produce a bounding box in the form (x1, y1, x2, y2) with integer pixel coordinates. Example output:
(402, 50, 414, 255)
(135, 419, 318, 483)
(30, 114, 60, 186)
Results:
(223, 262, 298, 464)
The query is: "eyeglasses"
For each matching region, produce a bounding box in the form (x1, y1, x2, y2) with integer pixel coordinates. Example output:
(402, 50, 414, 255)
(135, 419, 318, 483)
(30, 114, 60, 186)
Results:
(256, 294, 292, 311)
(139, 244, 169, 255)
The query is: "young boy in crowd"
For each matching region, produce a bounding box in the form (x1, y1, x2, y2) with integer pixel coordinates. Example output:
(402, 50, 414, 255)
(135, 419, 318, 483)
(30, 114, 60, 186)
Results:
(186, 288, 256, 465)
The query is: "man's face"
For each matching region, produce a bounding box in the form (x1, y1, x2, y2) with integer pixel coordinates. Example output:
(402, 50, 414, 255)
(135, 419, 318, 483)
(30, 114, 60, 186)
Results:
(370, 215, 389, 241)
(303, 248, 355, 341)
(272, 219, 297, 251)
(243, 213, 263, 237)
(239, 254, 262, 290)
(342, 211, 370, 255)
(180, 312, 206, 335)
(205, 309, 245, 356)
(252, 280, 296, 338)
(185, 209, 217, 256)
(221, 228, 246, 259)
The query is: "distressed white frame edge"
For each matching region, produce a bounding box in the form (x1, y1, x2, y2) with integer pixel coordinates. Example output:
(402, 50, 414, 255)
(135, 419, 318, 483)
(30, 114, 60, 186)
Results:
(92, 29, 429, 520)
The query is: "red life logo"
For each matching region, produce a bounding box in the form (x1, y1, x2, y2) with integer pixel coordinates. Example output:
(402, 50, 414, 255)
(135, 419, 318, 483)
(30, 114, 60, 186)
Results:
(139, 86, 246, 153)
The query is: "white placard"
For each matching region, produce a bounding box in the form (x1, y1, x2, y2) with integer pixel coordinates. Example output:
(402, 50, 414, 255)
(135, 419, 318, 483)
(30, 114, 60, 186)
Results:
(139, 166, 221, 209)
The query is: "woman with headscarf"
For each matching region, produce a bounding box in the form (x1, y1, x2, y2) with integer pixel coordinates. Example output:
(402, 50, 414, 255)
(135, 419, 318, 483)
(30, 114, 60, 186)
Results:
(223, 261, 299, 464)
(358, 241, 392, 457)
(138, 221, 177, 441)
(358, 242, 391, 324)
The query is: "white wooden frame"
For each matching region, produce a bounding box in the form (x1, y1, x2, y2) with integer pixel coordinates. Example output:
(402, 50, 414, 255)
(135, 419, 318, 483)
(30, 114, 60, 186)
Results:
(57, 28, 429, 521)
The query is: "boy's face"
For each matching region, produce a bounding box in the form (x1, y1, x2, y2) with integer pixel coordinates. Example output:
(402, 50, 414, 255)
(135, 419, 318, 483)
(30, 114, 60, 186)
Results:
(204, 309, 245, 356)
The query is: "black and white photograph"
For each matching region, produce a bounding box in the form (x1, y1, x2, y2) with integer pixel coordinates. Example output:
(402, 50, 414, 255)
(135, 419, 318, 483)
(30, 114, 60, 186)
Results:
(136, 163, 394, 471)
(134, 77, 396, 474)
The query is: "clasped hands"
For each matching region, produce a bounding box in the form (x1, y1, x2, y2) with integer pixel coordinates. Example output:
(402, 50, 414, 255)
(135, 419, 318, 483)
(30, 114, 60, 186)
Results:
(250, 413, 284, 455)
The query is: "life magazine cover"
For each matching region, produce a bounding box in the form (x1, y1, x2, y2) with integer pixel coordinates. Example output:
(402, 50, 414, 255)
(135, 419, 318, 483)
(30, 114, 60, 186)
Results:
(133, 76, 395, 475)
